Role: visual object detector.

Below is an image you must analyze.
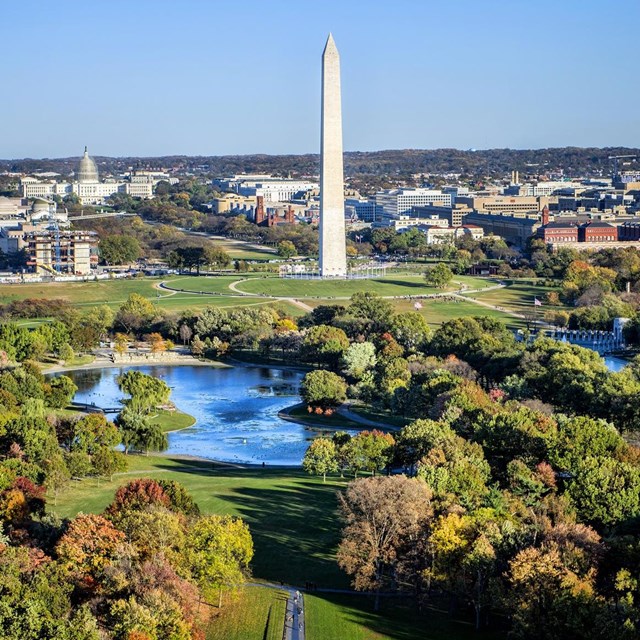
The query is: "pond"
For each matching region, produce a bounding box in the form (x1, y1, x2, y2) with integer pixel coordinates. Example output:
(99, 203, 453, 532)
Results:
(59, 365, 357, 466)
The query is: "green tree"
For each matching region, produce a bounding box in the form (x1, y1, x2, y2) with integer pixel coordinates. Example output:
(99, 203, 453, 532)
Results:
(98, 235, 142, 265)
(390, 311, 431, 352)
(341, 341, 377, 380)
(277, 240, 296, 259)
(301, 324, 349, 368)
(115, 293, 157, 334)
(424, 263, 453, 288)
(303, 438, 338, 482)
(187, 515, 254, 607)
(300, 370, 347, 407)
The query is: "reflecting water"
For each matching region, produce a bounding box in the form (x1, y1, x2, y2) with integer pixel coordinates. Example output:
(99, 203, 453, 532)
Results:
(59, 365, 358, 466)
(603, 356, 628, 373)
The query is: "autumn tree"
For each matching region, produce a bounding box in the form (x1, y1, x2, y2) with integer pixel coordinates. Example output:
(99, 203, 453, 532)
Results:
(337, 476, 433, 610)
(303, 438, 338, 482)
(56, 513, 125, 578)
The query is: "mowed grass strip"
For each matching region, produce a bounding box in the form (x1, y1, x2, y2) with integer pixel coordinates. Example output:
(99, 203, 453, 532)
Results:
(231, 275, 443, 298)
(150, 409, 196, 433)
(462, 280, 565, 313)
(49, 457, 350, 587)
(206, 586, 287, 640)
(392, 297, 525, 330)
(304, 593, 504, 640)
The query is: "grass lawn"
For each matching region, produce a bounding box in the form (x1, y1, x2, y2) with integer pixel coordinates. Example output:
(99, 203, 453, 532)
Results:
(462, 280, 566, 314)
(164, 275, 257, 294)
(231, 275, 444, 298)
(49, 457, 350, 587)
(207, 237, 276, 262)
(206, 586, 287, 640)
(305, 594, 504, 640)
(348, 405, 410, 429)
(392, 297, 525, 330)
(150, 408, 196, 433)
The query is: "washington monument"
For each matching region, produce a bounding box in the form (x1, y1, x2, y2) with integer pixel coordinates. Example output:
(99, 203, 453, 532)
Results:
(319, 33, 347, 278)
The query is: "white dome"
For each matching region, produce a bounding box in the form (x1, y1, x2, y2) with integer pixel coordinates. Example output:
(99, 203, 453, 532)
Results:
(76, 146, 99, 183)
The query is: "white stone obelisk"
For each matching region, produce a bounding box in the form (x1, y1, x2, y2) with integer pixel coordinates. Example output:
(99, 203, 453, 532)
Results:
(319, 33, 347, 278)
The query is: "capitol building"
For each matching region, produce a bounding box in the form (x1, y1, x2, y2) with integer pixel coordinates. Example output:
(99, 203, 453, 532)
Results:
(20, 147, 162, 205)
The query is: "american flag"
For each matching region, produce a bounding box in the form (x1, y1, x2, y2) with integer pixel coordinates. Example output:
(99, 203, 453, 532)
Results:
(534, 298, 542, 307)
(414, 301, 423, 310)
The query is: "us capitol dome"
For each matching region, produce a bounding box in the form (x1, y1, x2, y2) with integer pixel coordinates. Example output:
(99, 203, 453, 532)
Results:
(76, 146, 99, 183)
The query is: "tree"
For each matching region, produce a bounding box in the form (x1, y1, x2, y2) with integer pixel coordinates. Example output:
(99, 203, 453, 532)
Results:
(114, 332, 129, 356)
(45, 375, 77, 409)
(115, 294, 157, 334)
(56, 513, 125, 577)
(106, 479, 170, 517)
(390, 312, 431, 352)
(187, 515, 254, 607)
(301, 324, 349, 368)
(341, 341, 377, 380)
(115, 407, 168, 455)
(337, 476, 433, 610)
(300, 370, 347, 407)
(179, 324, 193, 346)
(348, 292, 394, 335)
(424, 263, 453, 288)
(117, 371, 170, 412)
(98, 235, 141, 265)
(343, 430, 396, 476)
(303, 438, 338, 482)
(277, 240, 296, 259)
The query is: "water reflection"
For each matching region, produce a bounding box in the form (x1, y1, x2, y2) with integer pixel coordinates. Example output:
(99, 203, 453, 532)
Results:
(59, 365, 359, 466)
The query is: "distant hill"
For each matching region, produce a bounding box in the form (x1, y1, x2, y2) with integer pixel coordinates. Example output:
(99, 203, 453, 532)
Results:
(2, 147, 639, 180)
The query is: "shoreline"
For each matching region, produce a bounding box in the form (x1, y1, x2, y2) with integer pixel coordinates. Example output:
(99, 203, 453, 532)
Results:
(45, 354, 231, 375)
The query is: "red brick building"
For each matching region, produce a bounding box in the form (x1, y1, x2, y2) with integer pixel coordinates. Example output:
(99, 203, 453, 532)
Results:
(254, 196, 296, 227)
(537, 221, 578, 244)
(578, 221, 618, 243)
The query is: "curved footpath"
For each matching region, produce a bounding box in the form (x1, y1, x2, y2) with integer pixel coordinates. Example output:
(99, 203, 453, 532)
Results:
(158, 277, 517, 317)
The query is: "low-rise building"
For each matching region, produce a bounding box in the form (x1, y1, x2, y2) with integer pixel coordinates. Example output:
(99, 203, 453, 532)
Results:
(24, 229, 98, 275)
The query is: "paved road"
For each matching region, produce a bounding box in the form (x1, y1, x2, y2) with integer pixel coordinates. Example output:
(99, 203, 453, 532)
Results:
(284, 588, 305, 640)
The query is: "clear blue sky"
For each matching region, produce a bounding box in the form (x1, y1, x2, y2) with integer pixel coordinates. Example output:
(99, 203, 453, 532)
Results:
(3, 0, 639, 158)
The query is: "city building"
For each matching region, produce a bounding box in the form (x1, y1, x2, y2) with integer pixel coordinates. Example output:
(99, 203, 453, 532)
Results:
(24, 229, 98, 275)
(213, 174, 319, 203)
(411, 203, 473, 227)
(462, 210, 541, 246)
(21, 147, 156, 205)
(408, 224, 484, 244)
(374, 188, 452, 218)
(345, 198, 376, 223)
(457, 195, 549, 214)
(578, 221, 618, 243)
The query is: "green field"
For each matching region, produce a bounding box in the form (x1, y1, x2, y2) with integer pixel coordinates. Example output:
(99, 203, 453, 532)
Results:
(150, 408, 197, 433)
(49, 456, 349, 588)
(393, 297, 525, 330)
(206, 586, 287, 640)
(166, 274, 499, 299)
(462, 279, 565, 314)
(305, 594, 502, 640)
(207, 237, 276, 262)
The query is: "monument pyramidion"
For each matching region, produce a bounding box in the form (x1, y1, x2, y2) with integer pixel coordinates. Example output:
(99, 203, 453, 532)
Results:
(319, 33, 348, 278)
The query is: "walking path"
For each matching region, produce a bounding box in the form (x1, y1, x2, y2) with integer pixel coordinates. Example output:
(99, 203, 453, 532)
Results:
(284, 587, 305, 640)
(246, 583, 305, 640)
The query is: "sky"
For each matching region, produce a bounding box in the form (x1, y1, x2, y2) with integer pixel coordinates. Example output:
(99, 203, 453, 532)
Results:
(2, 0, 639, 158)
